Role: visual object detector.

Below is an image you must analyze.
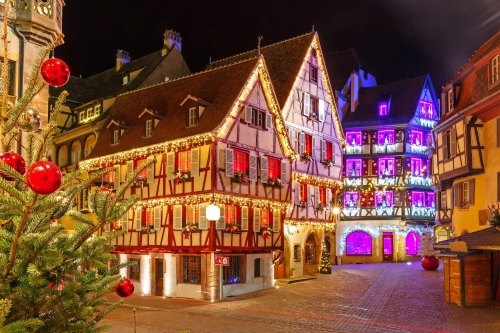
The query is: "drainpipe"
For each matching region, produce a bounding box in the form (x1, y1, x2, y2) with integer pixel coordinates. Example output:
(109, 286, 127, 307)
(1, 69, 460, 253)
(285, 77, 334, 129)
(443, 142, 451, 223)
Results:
(10, 23, 25, 154)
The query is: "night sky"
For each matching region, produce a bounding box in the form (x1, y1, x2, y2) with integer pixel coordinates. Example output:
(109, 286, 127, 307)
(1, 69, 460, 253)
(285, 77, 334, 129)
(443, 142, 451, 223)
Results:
(57, 0, 500, 89)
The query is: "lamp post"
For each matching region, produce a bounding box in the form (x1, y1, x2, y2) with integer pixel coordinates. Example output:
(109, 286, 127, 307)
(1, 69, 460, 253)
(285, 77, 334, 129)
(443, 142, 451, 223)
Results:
(206, 203, 220, 301)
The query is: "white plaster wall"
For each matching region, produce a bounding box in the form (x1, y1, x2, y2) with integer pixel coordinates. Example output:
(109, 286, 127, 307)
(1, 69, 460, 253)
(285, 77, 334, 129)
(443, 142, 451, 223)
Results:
(223, 253, 274, 297)
(119, 254, 127, 278)
(139, 254, 151, 295)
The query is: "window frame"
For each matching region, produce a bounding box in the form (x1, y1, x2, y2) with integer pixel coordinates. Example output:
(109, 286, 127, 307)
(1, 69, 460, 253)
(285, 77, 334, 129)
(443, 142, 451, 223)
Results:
(267, 157, 280, 179)
(299, 183, 307, 201)
(491, 55, 499, 84)
(310, 97, 319, 119)
(447, 89, 454, 112)
(128, 257, 141, 281)
(222, 255, 245, 284)
(113, 130, 119, 144)
(310, 65, 318, 83)
(79, 111, 86, 123)
(145, 119, 153, 137)
(325, 141, 333, 160)
(304, 134, 313, 154)
(181, 255, 202, 284)
(177, 150, 191, 172)
(379, 103, 388, 116)
(188, 107, 198, 127)
(319, 187, 327, 205)
(233, 150, 249, 174)
(346, 231, 373, 256)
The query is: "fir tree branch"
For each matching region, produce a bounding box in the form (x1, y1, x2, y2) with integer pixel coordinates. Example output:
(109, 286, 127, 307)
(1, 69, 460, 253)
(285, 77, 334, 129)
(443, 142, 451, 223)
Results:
(1, 0, 10, 135)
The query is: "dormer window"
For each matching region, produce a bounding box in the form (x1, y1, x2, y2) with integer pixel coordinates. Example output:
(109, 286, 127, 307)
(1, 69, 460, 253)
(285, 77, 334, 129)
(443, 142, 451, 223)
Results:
(145, 120, 153, 137)
(419, 101, 434, 119)
(87, 107, 93, 119)
(490, 55, 499, 84)
(113, 130, 119, 144)
(379, 102, 388, 116)
(447, 89, 453, 112)
(122, 75, 129, 86)
(188, 107, 199, 127)
(94, 104, 101, 116)
(79, 111, 86, 123)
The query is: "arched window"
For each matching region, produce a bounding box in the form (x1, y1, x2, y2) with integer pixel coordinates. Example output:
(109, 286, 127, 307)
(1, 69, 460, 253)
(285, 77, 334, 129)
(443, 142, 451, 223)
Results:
(406, 231, 420, 255)
(70, 140, 81, 165)
(305, 234, 316, 264)
(57, 145, 68, 167)
(84, 134, 96, 157)
(346, 231, 372, 255)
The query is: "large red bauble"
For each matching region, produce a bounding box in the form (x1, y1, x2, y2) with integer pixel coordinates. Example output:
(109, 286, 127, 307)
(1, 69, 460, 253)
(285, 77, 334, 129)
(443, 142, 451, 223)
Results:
(26, 160, 62, 195)
(421, 256, 440, 271)
(115, 278, 134, 297)
(0, 152, 26, 180)
(41, 58, 70, 87)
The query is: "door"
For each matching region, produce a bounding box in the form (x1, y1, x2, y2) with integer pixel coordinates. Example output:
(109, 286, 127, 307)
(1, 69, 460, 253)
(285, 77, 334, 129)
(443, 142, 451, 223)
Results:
(382, 232, 393, 261)
(274, 251, 286, 279)
(155, 259, 164, 296)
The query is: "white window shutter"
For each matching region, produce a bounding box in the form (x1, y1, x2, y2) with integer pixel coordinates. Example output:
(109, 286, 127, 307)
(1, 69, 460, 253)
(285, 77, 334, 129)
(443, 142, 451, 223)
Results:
(191, 148, 200, 177)
(318, 99, 325, 122)
(314, 186, 320, 206)
(127, 161, 133, 179)
(114, 165, 120, 189)
(320, 140, 326, 162)
(245, 106, 252, 123)
(199, 203, 208, 230)
(154, 206, 161, 231)
(273, 210, 280, 232)
(104, 222, 110, 233)
(288, 128, 295, 151)
(147, 156, 154, 184)
(241, 206, 249, 230)
(249, 153, 257, 181)
(173, 205, 182, 230)
(265, 113, 272, 130)
(332, 142, 336, 160)
(166, 152, 175, 180)
(260, 156, 268, 183)
(312, 136, 317, 155)
(303, 92, 311, 116)
(216, 204, 225, 230)
(122, 211, 129, 232)
(134, 208, 142, 231)
(299, 132, 305, 155)
(294, 182, 301, 205)
(253, 207, 261, 231)
(225, 148, 234, 178)
(308, 185, 314, 206)
(280, 160, 287, 185)
(326, 188, 332, 209)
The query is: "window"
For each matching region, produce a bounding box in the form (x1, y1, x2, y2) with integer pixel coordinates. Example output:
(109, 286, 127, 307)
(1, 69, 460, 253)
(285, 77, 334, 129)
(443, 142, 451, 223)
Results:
(379, 102, 388, 116)
(405, 231, 420, 256)
(189, 107, 198, 127)
(375, 191, 393, 207)
(225, 204, 237, 224)
(411, 158, 423, 177)
(260, 208, 269, 228)
(447, 89, 453, 112)
(319, 187, 326, 205)
(233, 150, 249, 174)
(113, 130, 119, 144)
(304, 134, 312, 154)
(136, 158, 148, 180)
(462, 181, 469, 206)
(222, 256, 243, 284)
(94, 104, 101, 116)
(300, 183, 307, 201)
(186, 205, 199, 225)
(87, 107, 93, 119)
(144, 208, 154, 227)
(178, 150, 191, 172)
(441, 191, 447, 209)
(293, 244, 302, 262)
(79, 111, 86, 123)
(129, 258, 140, 280)
(427, 192, 435, 208)
(411, 130, 423, 145)
(378, 157, 395, 176)
(419, 101, 434, 119)
(268, 157, 280, 179)
(254, 258, 261, 277)
(346, 131, 362, 146)
(377, 130, 395, 145)
(346, 231, 372, 255)
(325, 141, 333, 160)
(258, 111, 265, 128)
(182, 256, 201, 284)
(250, 108, 270, 130)
(310, 66, 318, 83)
(344, 191, 359, 208)
(310, 97, 318, 119)
(453, 179, 475, 207)
(412, 191, 425, 207)
(305, 234, 316, 264)
(122, 75, 129, 85)
(491, 55, 499, 84)
(145, 120, 153, 137)
(346, 159, 362, 177)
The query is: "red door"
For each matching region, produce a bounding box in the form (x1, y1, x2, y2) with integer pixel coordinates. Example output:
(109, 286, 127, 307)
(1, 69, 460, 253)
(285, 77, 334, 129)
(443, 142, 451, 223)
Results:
(383, 232, 393, 261)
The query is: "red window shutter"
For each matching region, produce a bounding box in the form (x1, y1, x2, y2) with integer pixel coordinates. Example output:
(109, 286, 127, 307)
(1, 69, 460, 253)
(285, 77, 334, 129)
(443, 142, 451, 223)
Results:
(396, 157, 403, 175)
(405, 191, 412, 207)
(362, 131, 369, 144)
(362, 159, 369, 176)
(371, 159, 377, 176)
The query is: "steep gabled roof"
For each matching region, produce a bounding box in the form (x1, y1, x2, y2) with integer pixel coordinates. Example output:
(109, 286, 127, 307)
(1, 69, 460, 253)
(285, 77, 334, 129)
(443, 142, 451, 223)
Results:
(85, 57, 262, 161)
(205, 33, 315, 108)
(323, 49, 362, 92)
(341, 76, 428, 127)
(434, 227, 500, 251)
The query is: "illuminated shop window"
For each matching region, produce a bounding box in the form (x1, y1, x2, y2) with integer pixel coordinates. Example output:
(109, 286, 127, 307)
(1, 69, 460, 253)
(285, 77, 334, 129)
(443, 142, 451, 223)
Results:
(411, 130, 423, 145)
(344, 191, 359, 208)
(406, 231, 420, 255)
(346, 159, 362, 177)
(346, 231, 372, 255)
(379, 102, 388, 116)
(375, 191, 393, 207)
(377, 130, 395, 145)
(419, 101, 434, 119)
(378, 157, 395, 176)
(346, 131, 362, 146)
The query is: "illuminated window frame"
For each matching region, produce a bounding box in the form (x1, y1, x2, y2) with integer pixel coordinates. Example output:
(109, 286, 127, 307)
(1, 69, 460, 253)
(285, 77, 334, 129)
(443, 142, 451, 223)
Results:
(378, 157, 395, 176)
(375, 190, 393, 207)
(491, 55, 499, 84)
(346, 131, 362, 146)
(377, 130, 395, 145)
(346, 231, 372, 256)
(410, 158, 423, 177)
(346, 158, 362, 177)
(344, 191, 359, 208)
(411, 130, 423, 145)
(178, 150, 191, 172)
(379, 102, 388, 116)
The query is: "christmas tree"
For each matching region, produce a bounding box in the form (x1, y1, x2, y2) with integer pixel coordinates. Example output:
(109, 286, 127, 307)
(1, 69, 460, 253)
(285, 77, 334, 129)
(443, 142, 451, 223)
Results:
(319, 241, 331, 274)
(0, 3, 147, 331)
(418, 231, 439, 257)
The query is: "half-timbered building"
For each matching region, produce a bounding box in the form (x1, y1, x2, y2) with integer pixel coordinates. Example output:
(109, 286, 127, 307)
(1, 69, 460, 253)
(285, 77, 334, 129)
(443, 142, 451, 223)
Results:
(433, 29, 500, 238)
(79, 56, 296, 299)
(206, 32, 344, 277)
(337, 74, 439, 264)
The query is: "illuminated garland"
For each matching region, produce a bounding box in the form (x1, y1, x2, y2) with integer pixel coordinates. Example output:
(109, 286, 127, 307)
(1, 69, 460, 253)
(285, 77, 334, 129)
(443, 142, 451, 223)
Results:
(285, 219, 334, 228)
(79, 132, 215, 170)
(292, 172, 343, 189)
(132, 193, 291, 212)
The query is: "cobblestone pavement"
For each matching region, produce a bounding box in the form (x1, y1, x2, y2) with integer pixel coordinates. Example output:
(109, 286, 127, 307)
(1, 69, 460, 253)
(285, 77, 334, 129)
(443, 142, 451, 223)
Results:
(99, 262, 500, 333)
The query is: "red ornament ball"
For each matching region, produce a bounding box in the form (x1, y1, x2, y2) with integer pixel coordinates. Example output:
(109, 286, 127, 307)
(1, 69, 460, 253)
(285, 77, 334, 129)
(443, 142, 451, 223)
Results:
(41, 58, 70, 87)
(26, 160, 62, 195)
(115, 278, 134, 297)
(421, 256, 440, 271)
(0, 152, 26, 180)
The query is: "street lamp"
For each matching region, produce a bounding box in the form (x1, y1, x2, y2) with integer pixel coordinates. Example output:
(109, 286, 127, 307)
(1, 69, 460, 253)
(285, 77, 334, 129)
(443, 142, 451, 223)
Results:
(287, 224, 297, 235)
(206, 203, 220, 301)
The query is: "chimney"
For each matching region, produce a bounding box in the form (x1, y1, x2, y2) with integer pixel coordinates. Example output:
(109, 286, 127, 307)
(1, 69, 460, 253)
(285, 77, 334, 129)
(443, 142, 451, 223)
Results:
(116, 49, 131, 71)
(162, 30, 182, 55)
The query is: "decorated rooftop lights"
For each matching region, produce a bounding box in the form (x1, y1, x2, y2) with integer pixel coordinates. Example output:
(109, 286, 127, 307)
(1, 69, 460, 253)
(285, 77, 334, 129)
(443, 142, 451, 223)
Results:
(292, 172, 343, 189)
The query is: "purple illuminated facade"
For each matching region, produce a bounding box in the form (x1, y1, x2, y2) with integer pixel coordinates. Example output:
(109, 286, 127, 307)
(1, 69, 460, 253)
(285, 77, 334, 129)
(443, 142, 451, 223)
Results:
(346, 131, 362, 146)
(405, 231, 420, 255)
(375, 191, 393, 207)
(379, 102, 388, 116)
(344, 191, 359, 208)
(346, 158, 362, 177)
(378, 157, 395, 176)
(377, 130, 395, 145)
(346, 231, 372, 255)
(419, 101, 434, 119)
(411, 130, 423, 145)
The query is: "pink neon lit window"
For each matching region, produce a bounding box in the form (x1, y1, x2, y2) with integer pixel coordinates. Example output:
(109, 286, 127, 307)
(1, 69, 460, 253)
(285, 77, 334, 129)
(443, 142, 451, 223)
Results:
(411, 130, 423, 145)
(375, 191, 393, 207)
(378, 157, 395, 176)
(427, 192, 435, 208)
(419, 101, 434, 119)
(412, 191, 425, 207)
(344, 191, 359, 208)
(406, 231, 420, 255)
(346, 159, 362, 177)
(383, 232, 393, 255)
(346, 231, 372, 255)
(426, 133, 433, 148)
(411, 158, 422, 176)
(379, 103, 388, 116)
(377, 130, 395, 145)
(346, 131, 362, 146)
